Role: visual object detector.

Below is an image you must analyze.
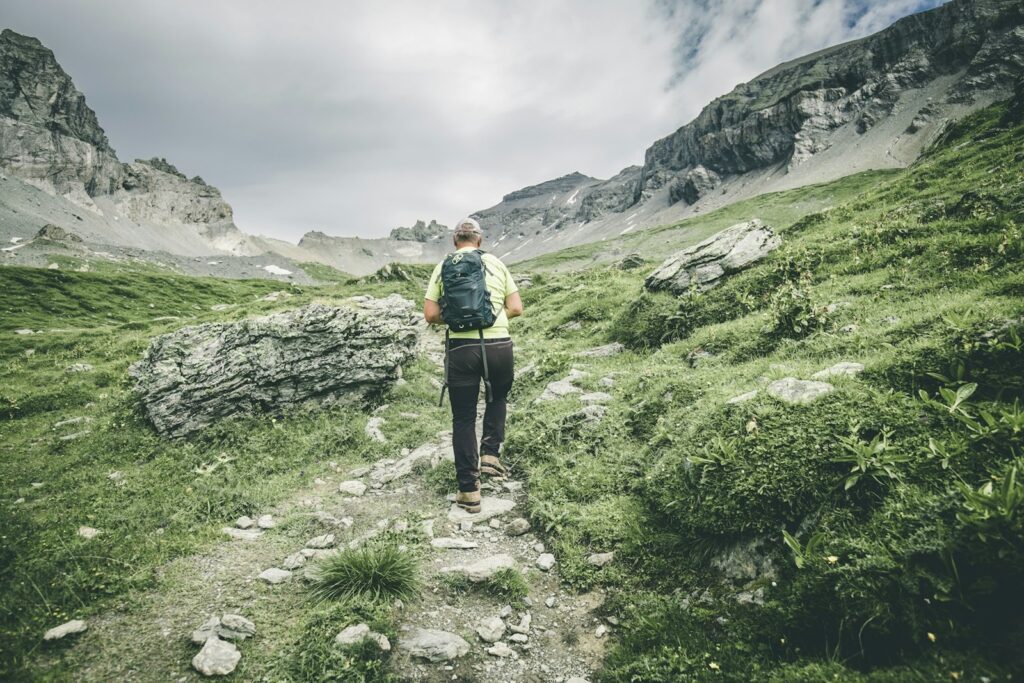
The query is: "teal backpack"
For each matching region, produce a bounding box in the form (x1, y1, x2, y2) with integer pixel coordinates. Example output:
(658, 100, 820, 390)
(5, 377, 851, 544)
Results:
(438, 249, 497, 406)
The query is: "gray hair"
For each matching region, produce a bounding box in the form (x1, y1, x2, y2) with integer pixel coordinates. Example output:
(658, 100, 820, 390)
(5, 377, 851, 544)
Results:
(453, 217, 483, 244)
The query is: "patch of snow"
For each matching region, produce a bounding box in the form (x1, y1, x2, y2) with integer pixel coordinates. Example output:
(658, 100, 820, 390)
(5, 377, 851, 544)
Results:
(262, 265, 292, 276)
(566, 188, 581, 205)
(619, 226, 635, 235)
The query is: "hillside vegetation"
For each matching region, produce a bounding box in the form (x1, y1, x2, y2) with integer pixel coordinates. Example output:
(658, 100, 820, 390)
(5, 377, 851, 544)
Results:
(1, 96, 1021, 681)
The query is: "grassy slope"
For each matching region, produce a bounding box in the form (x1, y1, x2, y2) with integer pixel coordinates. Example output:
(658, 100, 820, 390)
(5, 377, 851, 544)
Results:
(0, 99, 1020, 680)
(504, 100, 1024, 680)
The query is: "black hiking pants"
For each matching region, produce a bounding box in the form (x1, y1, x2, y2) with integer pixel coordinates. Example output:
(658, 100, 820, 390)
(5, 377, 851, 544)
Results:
(447, 337, 514, 492)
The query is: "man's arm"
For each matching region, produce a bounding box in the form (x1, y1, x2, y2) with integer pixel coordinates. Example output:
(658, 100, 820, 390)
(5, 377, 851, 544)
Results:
(504, 291, 523, 319)
(424, 298, 443, 324)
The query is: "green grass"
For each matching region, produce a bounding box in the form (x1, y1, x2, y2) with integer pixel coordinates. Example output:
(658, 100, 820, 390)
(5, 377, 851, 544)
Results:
(309, 545, 421, 604)
(441, 567, 530, 604)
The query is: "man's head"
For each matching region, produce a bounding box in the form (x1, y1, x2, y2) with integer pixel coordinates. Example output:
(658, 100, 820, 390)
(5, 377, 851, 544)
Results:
(453, 217, 483, 248)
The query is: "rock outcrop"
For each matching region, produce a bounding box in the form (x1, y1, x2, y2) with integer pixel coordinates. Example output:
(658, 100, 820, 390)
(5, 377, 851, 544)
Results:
(644, 219, 780, 295)
(129, 297, 420, 437)
(389, 219, 449, 242)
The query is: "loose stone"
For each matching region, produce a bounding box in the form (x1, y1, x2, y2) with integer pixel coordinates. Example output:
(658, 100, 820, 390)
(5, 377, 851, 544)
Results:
(258, 567, 292, 584)
(43, 619, 87, 641)
(536, 553, 556, 571)
(192, 636, 240, 676)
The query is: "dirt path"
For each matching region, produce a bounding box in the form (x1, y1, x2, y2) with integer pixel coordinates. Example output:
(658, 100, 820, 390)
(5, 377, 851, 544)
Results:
(40, 345, 604, 681)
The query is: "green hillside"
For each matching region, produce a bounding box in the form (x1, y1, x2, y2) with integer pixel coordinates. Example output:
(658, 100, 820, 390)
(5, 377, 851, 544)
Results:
(1, 95, 1022, 680)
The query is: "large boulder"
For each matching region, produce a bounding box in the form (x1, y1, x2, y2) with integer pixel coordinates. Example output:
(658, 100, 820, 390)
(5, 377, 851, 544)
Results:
(644, 219, 780, 295)
(129, 298, 419, 437)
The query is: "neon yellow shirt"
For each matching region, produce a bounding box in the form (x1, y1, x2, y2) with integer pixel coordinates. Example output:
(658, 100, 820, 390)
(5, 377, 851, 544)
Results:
(425, 247, 519, 339)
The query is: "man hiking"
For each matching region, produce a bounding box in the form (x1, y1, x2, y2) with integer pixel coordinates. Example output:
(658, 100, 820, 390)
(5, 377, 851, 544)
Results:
(423, 217, 523, 513)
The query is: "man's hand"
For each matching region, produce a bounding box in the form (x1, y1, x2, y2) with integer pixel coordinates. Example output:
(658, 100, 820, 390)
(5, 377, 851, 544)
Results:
(423, 299, 443, 325)
(504, 292, 523, 319)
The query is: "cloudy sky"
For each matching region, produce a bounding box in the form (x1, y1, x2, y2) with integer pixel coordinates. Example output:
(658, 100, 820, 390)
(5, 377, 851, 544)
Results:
(6, 0, 941, 241)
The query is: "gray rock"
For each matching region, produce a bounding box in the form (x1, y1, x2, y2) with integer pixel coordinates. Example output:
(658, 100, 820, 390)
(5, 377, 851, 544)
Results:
(398, 628, 470, 662)
(192, 615, 256, 644)
(579, 392, 612, 404)
(615, 253, 646, 270)
(129, 301, 418, 438)
(587, 552, 615, 567)
(335, 623, 391, 651)
(431, 537, 479, 550)
(77, 526, 100, 540)
(726, 389, 758, 404)
(487, 642, 515, 657)
(306, 533, 335, 549)
(365, 416, 387, 443)
(258, 567, 291, 584)
(222, 527, 262, 541)
(595, 624, 608, 638)
(812, 362, 864, 379)
(645, 220, 780, 295)
(338, 480, 367, 497)
(578, 343, 624, 358)
(256, 514, 275, 529)
(499, 605, 513, 619)
(669, 164, 721, 205)
(441, 554, 516, 582)
(43, 619, 87, 641)
(476, 616, 506, 643)
(509, 633, 529, 643)
(447, 497, 515, 523)
(66, 363, 93, 373)
(235, 516, 254, 529)
(536, 553, 556, 571)
(192, 637, 241, 677)
(509, 613, 531, 634)
(505, 518, 531, 536)
(766, 377, 836, 404)
(282, 553, 306, 570)
(537, 378, 581, 402)
(545, 596, 557, 608)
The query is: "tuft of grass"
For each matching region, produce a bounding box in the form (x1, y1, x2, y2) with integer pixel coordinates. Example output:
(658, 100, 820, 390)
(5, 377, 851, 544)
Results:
(441, 567, 530, 603)
(423, 459, 457, 495)
(309, 545, 421, 604)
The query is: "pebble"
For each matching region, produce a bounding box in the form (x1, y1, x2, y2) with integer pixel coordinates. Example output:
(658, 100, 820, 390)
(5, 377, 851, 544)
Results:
(77, 526, 100, 540)
(505, 518, 531, 536)
(587, 552, 615, 567)
(545, 596, 557, 608)
(43, 619, 87, 641)
(476, 616, 506, 643)
(235, 516, 254, 529)
(489, 518, 501, 529)
(256, 514, 275, 529)
(305, 533, 335, 548)
(533, 542, 545, 553)
(257, 567, 292, 584)
(431, 537, 479, 550)
(487, 642, 515, 658)
(282, 553, 306, 570)
(536, 553, 556, 571)
(499, 605, 513, 619)
(460, 521, 474, 532)
(398, 628, 470, 662)
(338, 480, 368, 497)
(335, 623, 391, 651)
(509, 633, 529, 643)
(509, 613, 531, 634)
(595, 624, 608, 638)
(441, 554, 517, 582)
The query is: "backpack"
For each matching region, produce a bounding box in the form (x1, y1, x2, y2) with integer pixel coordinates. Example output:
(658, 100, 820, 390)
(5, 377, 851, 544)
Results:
(437, 249, 498, 406)
(439, 249, 497, 331)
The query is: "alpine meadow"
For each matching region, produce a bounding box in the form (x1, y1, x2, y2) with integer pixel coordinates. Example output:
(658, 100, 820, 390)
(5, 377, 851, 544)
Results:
(2, 1, 1023, 681)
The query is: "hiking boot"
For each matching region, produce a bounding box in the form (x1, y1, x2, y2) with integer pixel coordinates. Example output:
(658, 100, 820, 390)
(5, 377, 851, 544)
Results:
(480, 454, 508, 480)
(455, 489, 481, 513)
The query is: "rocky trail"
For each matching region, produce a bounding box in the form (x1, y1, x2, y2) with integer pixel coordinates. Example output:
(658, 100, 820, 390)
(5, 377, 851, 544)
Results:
(40, 339, 605, 682)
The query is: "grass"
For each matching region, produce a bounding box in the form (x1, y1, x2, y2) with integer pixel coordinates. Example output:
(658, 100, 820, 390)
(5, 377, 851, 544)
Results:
(308, 545, 421, 604)
(441, 567, 530, 604)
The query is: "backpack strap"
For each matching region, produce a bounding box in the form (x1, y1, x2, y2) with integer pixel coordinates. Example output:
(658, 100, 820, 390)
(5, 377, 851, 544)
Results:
(479, 328, 493, 403)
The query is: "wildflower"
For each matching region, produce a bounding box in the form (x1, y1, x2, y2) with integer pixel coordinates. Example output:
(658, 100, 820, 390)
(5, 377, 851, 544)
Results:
(709, 662, 720, 671)
(927, 632, 937, 643)
(826, 555, 839, 564)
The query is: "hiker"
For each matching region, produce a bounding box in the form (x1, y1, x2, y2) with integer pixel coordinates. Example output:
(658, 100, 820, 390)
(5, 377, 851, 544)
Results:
(423, 217, 523, 514)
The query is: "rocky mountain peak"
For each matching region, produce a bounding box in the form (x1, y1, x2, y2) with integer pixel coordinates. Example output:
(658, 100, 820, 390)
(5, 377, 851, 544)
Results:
(0, 28, 111, 151)
(389, 219, 450, 242)
(500, 172, 598, 202)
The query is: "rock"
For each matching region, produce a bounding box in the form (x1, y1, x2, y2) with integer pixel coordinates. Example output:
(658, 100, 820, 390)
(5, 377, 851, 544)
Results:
(487, 642, 515, 657)
(644, 220, 781, 295)
(235, 516, 254, 529)
(499, 605, 513, 619)
(128, 301, 419, 438)
(726, 390, 758, 404)
(587, 552, 615, 567)
(282, 553, 306, 570)
(509, 633, 529, 643)
(766, 377, 836, 404)
(66, 363, 93, 373)
(77, 526, 100, 540)
(536, 553, 556, 571)
(256, 514, 275, 529)
(567, 678, 592, 683)
(615, 253, 646, 270)
(365, 416, 387, 443)
(306, 534, 335, 549)
(599, 377, 615, 387)
(349, 466, 370, 478)
(509, 613, 532, 634)
(562, 405, 607, 430)
(43, 619, 87, 641)
(370, 437, 451, 485)
(192, 636, 241, 677)
(258, 568, 291, 584)
(441, 554, 517, 582)
(398, 628, 470, 662)
(579, 392, 612, 404)
(537, 378, 582, 402)
(338, 480, 367, 497)
(578, 343, 624, 358)
(488, 518, 501, 529)
(710, 538, 776, 582)
(222, 527, 262, 541)
(476, 616, 506, 643)
(14, 329, 34, 335)
(336, 623, 391, 651)
(505, 518, 531, 536)
(58, 430, 91, 441)
(811, 362, 864, 379)
(431, 537, 479, 550)
(545, 596, 557, 608)
(595, 624, 608, 638)
(192, 615, 256, 644)
(669, 165, 721, 205)
(840, 324, 858, 334)
(735, 587, 766, 606)
(447, 497, 515, 523)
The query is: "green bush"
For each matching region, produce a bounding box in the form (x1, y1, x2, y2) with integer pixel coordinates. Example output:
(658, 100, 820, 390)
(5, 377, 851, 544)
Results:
(309, 544, 420, 604)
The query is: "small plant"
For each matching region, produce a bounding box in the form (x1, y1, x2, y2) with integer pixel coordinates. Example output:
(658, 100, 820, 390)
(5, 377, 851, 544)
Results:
(423, 459, 457, 496)
(782, 529, 825, 569)
(957, 459, 1024, 544)
(763, 278, 827, 339)
(309, 544, 420, 604)
(832, 425, 909, 490)
(486, 568, 529, 601)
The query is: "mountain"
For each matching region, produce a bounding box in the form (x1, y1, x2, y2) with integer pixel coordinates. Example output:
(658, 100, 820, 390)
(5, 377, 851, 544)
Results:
(1, 0, 1022, 277)
(462, 0, 1024, 263)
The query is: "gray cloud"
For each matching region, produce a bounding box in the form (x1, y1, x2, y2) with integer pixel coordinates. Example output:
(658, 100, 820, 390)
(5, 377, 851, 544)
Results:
(4, 0, 941, 241)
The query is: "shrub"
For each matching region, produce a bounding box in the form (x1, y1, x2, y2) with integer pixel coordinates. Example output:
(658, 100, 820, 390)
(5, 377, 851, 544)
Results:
(309, 544, 420, 603)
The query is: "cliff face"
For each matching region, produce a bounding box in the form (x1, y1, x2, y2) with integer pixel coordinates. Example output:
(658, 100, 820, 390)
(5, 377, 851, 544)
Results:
(0, 28, 250, 254)
(637, 0, 1024, 198)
